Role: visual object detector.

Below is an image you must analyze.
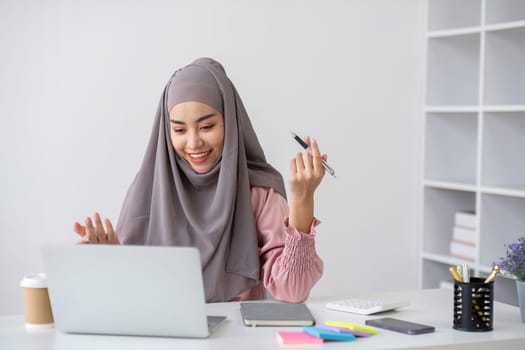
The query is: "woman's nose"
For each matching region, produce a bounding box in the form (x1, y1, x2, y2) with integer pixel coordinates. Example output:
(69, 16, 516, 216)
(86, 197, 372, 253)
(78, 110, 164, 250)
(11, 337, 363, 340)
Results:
(187, 130, 203, 149)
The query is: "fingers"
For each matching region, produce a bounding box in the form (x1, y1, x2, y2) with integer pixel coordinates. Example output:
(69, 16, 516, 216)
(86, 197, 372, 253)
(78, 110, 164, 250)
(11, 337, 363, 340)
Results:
(288, 136, 326, 198)
(73, 222, 86, 238)
(76, 212, 118, 244)
(308, 137, 323, 174)
(105, 218, 119, 244)
(93, 212, 106, 243)
(74, 221, 90, 244)
(293, 136, 324, 176)
(84, 216, 97, 244)
(289, 152, 307, 179)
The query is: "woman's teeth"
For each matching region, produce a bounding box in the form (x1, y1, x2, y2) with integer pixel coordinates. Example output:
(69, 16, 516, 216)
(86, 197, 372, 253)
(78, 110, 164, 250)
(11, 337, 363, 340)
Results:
(190, 151, 210, 158)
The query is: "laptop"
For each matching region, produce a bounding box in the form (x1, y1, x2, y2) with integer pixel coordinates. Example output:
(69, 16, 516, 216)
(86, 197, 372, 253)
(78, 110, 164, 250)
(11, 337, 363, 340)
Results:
(41, 244, 226, 338)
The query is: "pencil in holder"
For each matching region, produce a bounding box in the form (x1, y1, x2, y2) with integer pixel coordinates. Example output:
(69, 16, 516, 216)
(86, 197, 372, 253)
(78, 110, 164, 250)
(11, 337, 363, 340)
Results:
(453, 277, 494, 332)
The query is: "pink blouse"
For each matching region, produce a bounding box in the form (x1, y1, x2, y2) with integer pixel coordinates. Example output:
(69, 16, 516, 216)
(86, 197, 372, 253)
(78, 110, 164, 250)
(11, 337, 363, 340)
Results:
(232, 186, 324, 303)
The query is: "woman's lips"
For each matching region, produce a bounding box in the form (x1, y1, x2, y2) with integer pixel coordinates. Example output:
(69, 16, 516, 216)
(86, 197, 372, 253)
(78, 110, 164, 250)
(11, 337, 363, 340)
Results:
(187, 150, 212, 164)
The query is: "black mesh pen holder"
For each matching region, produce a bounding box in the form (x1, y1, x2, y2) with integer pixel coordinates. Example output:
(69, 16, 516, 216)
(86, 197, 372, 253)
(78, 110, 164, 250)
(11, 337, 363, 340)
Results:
(453, 277, 494, 332)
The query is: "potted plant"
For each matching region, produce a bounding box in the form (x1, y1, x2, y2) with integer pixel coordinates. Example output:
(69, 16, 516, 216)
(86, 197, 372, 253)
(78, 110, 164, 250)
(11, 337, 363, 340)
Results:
(495, 236, 525, 322)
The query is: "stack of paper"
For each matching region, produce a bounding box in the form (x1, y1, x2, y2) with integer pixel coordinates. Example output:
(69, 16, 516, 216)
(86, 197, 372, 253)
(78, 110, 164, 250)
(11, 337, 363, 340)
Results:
(449, 211, 478, 261)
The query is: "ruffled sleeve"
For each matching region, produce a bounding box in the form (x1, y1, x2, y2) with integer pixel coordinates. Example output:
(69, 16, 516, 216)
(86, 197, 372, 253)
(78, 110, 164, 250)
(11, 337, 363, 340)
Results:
(248, 186, 324, 303)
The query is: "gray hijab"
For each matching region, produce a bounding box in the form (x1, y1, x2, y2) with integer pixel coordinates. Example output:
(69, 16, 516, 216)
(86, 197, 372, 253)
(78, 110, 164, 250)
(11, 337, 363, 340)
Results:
(116, 57, 286, 302)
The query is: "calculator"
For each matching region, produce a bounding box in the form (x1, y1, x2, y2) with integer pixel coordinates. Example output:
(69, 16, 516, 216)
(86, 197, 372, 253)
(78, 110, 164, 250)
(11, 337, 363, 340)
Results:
(325, 298, 410, 315)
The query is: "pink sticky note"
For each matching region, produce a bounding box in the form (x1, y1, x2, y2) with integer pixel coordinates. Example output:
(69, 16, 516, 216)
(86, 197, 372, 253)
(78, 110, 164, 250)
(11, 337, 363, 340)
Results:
(276, 331, 324, 346)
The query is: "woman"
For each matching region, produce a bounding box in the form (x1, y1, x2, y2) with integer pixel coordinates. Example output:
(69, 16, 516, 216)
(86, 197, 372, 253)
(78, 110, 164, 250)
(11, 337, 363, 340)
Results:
(73, 58, 326, 303)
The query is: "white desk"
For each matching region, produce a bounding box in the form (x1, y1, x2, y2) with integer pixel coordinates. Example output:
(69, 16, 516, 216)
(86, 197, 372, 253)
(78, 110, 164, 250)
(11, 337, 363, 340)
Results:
(1, 289, 524, 350)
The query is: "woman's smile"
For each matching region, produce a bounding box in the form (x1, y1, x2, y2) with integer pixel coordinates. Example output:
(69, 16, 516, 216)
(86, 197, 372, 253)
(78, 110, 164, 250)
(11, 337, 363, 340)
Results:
(187, 150, 213, 164)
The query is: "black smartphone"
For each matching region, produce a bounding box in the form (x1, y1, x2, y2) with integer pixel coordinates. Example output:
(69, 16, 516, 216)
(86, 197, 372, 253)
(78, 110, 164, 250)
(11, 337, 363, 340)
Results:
(365, 317, 435, 335)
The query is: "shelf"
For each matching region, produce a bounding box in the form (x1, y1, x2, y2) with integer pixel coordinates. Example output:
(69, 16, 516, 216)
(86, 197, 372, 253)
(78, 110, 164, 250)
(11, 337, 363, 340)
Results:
(427, 0, 481, 32)
(481, 186, 525, 198)
(482, 112, 525, 188)
(484, 27, 525, 105)
(426, 34, 480, 106)
(422, 259, 455, 289)
(483, 105, 525, 112)
(485, 20, 525, 32)
(422, 253, 511, 276)
(486, 0, 525, 25)
(424, 113, 477, 183)
(423, 180, 477, 193)
(479, 194, 525, 267)
(423, 187, 476, 256)
(427, 105, 525, 113)
(425, 106, 479, 113)
(423, 0, 523, 307)
(427, 26, 481, 39)
(422, 252, 476, 267)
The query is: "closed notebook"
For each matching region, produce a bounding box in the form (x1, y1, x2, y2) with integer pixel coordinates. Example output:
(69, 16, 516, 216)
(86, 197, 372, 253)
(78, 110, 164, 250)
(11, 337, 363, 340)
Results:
(240, 302, 315, 327)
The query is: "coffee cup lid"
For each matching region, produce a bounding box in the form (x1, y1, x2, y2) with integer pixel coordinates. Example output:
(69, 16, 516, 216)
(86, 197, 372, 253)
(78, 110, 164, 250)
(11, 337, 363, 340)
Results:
(20, 273, 48, 288)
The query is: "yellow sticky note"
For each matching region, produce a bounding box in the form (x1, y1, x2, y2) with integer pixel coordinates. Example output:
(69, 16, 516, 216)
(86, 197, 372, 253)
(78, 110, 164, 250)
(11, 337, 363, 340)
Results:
(325, 320, 379, 335)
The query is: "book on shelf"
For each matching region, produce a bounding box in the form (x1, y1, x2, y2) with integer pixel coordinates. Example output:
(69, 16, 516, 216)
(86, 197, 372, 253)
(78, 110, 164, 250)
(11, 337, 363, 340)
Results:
(452, 225, 477, 245)
(449, 239, 476, 261)
(454, 211, 477, 229)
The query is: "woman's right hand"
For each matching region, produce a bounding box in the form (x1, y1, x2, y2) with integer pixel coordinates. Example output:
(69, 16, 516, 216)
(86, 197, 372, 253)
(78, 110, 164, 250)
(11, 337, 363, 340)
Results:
(73, 212, 120, 244)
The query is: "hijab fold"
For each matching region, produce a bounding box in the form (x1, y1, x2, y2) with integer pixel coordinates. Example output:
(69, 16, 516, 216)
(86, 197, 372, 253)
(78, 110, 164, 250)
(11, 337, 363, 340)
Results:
(116, 58, 286, 302)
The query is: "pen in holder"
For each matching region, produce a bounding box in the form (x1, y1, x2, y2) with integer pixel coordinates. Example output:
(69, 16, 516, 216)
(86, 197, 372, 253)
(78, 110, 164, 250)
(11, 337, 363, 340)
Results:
(453, 277, 494, 332)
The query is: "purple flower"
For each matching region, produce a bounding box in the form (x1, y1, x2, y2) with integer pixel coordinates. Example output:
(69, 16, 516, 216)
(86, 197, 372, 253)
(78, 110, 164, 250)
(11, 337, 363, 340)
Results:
(496, 236, 525, 281)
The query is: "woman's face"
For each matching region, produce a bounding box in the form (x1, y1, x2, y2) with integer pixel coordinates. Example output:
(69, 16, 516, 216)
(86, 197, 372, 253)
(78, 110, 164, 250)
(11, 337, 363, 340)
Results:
(169, 101, 225, 174)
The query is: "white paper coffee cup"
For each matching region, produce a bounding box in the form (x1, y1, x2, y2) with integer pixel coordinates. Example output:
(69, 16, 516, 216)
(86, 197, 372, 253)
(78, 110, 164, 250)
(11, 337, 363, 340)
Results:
(20, 273, 54, 328)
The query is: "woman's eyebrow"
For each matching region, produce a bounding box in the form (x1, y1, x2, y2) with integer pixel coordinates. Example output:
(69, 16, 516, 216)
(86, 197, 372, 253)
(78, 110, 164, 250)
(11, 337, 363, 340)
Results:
(170, 113, 216, 125)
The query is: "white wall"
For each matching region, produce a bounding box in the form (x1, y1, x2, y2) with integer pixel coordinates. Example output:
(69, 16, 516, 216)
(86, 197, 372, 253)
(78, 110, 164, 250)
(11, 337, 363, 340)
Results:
(0, 0, 424, 315)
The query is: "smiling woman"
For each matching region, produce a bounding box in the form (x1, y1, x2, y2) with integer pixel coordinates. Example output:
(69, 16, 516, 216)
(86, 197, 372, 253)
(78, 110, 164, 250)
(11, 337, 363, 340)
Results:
(72, 57, 328, 303)
(169, 103, 225, 174)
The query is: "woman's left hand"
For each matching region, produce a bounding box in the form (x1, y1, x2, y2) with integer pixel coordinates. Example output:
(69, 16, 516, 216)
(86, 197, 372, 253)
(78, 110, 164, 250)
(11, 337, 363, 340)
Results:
(289, 136, 326, 199)
(288, 136, 326, 233)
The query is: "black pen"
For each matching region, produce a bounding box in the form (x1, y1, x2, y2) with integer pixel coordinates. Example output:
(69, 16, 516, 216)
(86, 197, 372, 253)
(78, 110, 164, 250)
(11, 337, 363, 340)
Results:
(290, 132, 336, 178)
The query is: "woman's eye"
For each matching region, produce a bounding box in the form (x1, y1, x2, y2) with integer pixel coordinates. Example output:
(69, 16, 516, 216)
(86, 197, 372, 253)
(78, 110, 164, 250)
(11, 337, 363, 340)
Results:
(172, 128, 185, 134)
(201, 124, 214, 131)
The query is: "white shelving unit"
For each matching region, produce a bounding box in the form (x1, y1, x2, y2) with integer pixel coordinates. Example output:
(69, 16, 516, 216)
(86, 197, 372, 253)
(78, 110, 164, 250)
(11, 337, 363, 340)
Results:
(422, 0, 525, 306)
